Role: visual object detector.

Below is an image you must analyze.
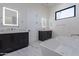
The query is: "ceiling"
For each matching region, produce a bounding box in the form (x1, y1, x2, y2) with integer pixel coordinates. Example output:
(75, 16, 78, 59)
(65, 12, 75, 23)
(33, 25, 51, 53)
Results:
(41, 3, 59, 8)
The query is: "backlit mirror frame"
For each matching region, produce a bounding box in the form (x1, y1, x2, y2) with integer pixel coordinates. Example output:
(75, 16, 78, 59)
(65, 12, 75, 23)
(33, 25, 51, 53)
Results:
(3, 7, 18, 26)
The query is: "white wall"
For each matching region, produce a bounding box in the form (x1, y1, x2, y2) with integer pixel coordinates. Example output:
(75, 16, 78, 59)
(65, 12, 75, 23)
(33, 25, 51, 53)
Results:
(0, 3, 49, 42)
(49, 3, 79, 37)
(25, 4, 49, 42)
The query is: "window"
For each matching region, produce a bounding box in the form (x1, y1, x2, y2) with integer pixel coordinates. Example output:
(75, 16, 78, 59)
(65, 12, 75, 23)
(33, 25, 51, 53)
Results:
(55, 5, 76, 20)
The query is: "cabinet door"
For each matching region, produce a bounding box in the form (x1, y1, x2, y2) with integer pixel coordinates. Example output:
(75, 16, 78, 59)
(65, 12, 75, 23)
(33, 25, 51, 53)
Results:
(47, 31, 52, 39)
(0, 34, 13, 53)
(39, 31, 47, 41)
(12, 33, 28, 49)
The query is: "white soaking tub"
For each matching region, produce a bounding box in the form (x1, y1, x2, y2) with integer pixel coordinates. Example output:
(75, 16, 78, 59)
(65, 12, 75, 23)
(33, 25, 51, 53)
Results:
(40, 36, 79, 56)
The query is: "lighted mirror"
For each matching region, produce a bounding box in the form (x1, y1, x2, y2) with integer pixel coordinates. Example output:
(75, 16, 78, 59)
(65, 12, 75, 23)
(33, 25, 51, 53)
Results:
(41, 17, 47, 28)
(3, 7, 18, 26)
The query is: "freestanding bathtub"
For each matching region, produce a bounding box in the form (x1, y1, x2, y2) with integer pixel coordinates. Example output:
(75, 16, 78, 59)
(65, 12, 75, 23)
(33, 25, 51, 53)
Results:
(40, 36, 79, 56)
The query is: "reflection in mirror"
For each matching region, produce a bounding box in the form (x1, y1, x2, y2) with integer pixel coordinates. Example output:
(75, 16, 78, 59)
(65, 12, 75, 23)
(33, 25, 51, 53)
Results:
(3, 7, 18, 26)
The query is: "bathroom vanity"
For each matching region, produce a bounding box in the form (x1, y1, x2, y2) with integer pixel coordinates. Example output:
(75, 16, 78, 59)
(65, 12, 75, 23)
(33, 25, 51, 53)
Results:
(38, 31, 52, 41)
(0, 32, 29, 55)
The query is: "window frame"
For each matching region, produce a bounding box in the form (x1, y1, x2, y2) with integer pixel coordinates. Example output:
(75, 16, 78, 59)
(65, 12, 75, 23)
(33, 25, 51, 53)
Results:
(55, 5, 76, 20)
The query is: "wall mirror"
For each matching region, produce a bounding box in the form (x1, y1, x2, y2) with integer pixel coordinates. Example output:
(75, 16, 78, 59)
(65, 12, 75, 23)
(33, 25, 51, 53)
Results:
(3, 7, 18, 26)
(41, 17, 47, 28)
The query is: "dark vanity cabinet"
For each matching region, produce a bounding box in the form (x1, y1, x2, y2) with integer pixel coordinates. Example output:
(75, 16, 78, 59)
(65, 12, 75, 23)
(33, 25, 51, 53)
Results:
(38, 31, 52, 41)
(0, 32, 29, 55)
